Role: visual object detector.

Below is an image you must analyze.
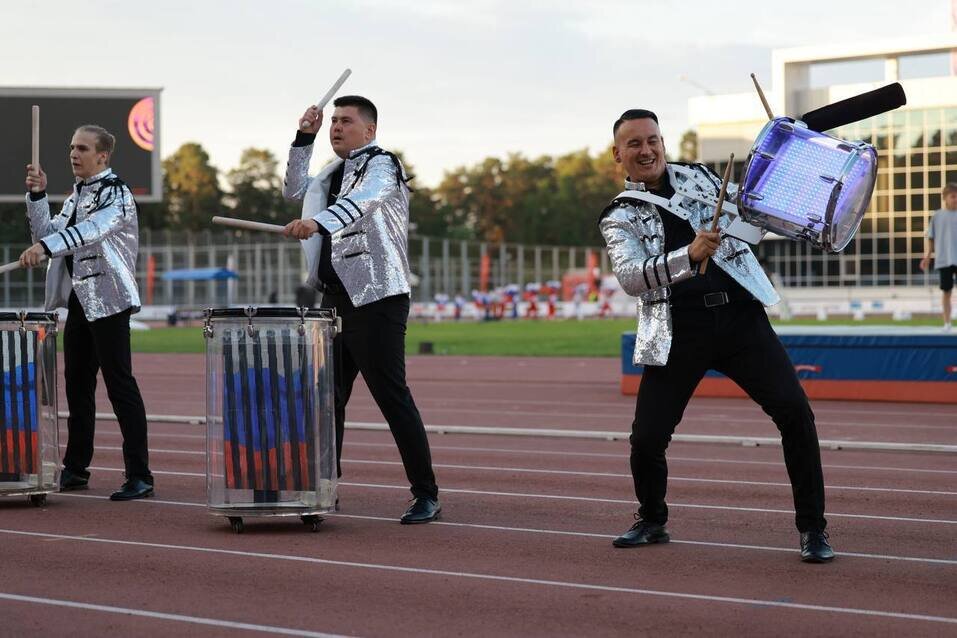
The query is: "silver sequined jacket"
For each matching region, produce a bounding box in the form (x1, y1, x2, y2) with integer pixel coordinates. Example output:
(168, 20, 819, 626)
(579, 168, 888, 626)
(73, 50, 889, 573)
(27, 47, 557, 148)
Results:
(25, 168, 141, 321)
(600, 163, 779, 366)
(283, 139, 413, 307)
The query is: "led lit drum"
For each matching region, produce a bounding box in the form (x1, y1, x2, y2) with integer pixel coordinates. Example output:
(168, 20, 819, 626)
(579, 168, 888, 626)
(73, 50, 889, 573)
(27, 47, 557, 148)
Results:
(203, 307, 338, 533)
(0, 312, 59, 507)
(737, 117, 877, 252)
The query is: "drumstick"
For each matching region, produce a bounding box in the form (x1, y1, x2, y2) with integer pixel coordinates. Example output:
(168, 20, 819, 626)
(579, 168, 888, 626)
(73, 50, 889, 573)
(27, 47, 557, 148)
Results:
(211, 216, 287, 234)
(0, 254, 47, 275)
(31, 105, 40, 192)
(299, 68, 352, 128)
(699, 153, 734, 275)
(751, 73, 773, 120)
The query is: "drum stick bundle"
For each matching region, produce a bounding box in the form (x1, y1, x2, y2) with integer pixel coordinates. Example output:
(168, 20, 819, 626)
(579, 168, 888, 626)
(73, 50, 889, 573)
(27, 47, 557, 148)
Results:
(699, 153, 734, 275)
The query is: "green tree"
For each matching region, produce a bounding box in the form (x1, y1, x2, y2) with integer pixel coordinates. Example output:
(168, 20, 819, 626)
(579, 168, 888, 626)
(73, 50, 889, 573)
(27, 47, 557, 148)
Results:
(225, 148, 295, 223)
(162, 142, 223, 230)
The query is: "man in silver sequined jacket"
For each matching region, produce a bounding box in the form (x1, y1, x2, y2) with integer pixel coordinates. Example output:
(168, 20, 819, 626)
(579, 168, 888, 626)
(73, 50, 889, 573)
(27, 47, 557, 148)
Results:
(283, 95, 440, 524)
(599, 109, 833, 563)
(20, 125, 153, 501)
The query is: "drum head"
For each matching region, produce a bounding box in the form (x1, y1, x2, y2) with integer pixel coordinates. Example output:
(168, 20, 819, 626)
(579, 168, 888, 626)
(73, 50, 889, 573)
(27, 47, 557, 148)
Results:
(828, 146, 877, 252)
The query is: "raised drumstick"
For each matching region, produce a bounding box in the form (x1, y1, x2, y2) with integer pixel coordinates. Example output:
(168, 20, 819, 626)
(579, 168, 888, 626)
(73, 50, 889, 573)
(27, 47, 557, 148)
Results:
(212, 216, 287, 234)
(31, 105, 40, 192)
(751, 73, 773, 120)
(699, 153, 734, 275)
(299, 68, 353, 128)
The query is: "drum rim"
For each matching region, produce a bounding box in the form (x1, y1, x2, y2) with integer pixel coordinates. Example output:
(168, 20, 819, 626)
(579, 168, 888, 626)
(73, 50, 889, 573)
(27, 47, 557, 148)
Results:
(0, 312, 58, 322)
(825, 144, 878, 252)
(205, 306, 335, 320)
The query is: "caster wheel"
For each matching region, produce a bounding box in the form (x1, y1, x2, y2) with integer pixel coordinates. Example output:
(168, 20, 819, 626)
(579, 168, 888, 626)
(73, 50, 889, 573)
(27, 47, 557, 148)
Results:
(301, 515, 323, 532)
(29, 494, 47, 507)
(228, 517, 245, 534)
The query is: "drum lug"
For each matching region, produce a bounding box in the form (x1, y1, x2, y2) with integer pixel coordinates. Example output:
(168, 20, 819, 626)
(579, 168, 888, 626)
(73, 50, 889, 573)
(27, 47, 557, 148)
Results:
(244, 306, 258, 338)
(203, 308, 214, 339)
(757, 151, 775, 161)
(819, 174, 838, 184)
(16, 310, 27, 334)
(297, 306, 307, 336)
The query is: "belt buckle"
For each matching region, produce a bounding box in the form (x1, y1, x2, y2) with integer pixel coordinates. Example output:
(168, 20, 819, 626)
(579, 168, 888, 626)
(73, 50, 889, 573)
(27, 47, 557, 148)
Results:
(703, 292, 729, 308)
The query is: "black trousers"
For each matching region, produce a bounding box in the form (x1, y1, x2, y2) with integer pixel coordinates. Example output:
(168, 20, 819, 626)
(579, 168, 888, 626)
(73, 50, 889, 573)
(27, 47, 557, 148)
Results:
(632, 301, 826, 532)
(321, 292, 438, 500)
(63, 291, 152, 483)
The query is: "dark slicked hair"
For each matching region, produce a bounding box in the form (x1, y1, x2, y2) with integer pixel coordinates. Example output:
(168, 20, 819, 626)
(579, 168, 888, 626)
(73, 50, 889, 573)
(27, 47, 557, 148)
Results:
(613, 109, 659, 136)
(334, 95, 377, 124)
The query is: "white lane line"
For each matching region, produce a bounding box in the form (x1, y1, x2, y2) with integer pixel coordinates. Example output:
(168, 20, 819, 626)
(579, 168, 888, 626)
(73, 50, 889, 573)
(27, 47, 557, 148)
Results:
(346, 405, 957, 431)
(345, 459, 957, 497)
(0, 592, 344, 637)
(346, 442, 957, 475)
(51, 493, 957, 567)
(1, 528, 954, 626)
(80, 466, 957, 525)
(340, 482, 957, 525)
(88, 452, 957, 497)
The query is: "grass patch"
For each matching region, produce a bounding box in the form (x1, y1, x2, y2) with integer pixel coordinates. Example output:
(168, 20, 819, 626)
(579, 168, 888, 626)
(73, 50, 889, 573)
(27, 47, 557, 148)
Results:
(51, 314, 949, 356)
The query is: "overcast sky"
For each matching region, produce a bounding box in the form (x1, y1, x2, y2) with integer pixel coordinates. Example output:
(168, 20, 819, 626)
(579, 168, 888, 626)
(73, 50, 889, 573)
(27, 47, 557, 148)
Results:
(2, 0, 951, 185)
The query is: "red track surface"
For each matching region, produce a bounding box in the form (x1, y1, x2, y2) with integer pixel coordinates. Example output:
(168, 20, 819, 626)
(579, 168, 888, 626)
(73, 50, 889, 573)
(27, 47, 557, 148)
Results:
(1, 354, 955, 636)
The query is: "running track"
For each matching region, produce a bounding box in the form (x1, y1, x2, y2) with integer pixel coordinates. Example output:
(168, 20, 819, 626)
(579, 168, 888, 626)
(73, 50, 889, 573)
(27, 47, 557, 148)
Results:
(0, 354, 954, 636)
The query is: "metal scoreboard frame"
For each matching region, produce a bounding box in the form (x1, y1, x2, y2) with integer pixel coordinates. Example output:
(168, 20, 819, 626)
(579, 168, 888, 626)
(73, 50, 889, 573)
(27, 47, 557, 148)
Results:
(0, 86, 162, 203)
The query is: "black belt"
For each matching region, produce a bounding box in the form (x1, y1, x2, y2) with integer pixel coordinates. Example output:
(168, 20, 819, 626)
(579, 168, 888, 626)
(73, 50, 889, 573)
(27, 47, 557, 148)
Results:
(669, 289, 754, 310)
(317, 281, 346, 295)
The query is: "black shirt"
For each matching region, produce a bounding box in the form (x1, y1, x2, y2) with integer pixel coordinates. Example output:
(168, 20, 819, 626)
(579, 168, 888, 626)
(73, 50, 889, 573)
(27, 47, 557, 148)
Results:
(650, 173, 746, 300)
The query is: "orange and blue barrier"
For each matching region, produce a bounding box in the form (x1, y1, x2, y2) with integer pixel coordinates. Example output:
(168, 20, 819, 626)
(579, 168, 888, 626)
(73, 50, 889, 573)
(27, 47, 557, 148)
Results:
(621, 328, 957, 403)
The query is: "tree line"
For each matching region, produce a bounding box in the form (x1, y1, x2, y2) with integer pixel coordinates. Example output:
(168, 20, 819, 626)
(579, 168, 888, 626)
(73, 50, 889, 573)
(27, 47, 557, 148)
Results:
(1, 131, 699, 247)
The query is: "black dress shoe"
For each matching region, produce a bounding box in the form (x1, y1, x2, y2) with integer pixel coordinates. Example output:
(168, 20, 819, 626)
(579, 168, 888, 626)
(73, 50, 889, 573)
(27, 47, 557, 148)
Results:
(612, 515, 670, 548)
(400, 497, 441, 524)
(109, 478, 154, 501)
(800, 531, 835, 563)
(59, 468, 89, 491)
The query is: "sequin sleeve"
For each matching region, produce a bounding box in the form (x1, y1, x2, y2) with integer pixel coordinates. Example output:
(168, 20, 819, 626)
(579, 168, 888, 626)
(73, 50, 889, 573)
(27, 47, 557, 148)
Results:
(599, 207, 695, 296)
(283, 144, 313, 201)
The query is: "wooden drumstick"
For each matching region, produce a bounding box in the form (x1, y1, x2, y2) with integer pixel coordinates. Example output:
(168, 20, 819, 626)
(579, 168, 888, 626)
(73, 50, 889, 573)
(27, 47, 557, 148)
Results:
(699, 153, 734, 275)
(212, 216, 287, 234)
(0, 254, 47, 275)
(300, 68, 352, 129)
(31, 105, 40, 192)
(751, 73, 773, 121)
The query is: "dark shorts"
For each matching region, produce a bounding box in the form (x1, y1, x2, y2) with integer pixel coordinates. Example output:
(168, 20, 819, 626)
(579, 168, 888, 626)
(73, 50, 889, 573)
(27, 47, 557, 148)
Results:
(940, 265, 957, 291)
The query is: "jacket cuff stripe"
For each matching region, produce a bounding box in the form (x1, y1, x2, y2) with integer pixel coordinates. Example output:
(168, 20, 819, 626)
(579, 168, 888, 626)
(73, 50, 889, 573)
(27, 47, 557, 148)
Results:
(325, 208, 348, 227)
(641, 257, 653, 290)
(340, 197, 362, 217)
(331, 202, 355, 223)
(651, 256, 662, 287)
(663, 253, 673, 283)
(58, 230, 74, 249)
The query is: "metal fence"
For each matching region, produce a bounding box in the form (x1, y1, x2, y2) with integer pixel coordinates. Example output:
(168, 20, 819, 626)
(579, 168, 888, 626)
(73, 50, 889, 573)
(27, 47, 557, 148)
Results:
(1, 229, 609, 308)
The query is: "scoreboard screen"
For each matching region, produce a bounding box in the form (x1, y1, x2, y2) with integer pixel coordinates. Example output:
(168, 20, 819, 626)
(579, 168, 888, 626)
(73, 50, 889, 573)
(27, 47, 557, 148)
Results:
(0, 87, 161, 203)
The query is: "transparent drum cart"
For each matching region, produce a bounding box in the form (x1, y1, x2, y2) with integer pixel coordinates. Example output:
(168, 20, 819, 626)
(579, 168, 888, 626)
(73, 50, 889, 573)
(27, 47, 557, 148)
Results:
(0, 312, 59, 507)
(204, 307, 338, 533)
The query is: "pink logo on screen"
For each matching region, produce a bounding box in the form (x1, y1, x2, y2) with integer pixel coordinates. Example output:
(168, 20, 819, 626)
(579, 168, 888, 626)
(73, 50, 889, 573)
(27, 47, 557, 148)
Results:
(127, 97, 154, 151)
